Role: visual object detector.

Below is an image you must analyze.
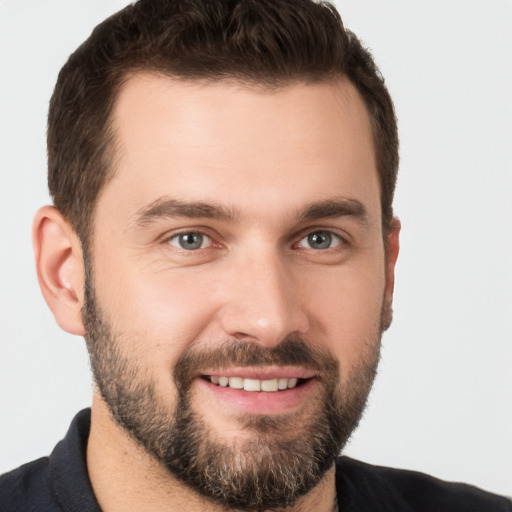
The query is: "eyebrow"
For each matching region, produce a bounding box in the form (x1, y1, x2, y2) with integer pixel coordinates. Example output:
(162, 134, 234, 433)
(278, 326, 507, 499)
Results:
(135, 198, 240, 226)
(297, 198, 368, 224)
(134, 196, 368, 227)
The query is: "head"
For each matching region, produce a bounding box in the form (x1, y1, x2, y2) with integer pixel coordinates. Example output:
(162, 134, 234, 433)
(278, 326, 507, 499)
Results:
(35, 1, 400, 510)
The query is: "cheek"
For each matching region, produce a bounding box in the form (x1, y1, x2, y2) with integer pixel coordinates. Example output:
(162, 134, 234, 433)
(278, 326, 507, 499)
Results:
(302, 260, 385, 363)
(92, 258, 221, 365)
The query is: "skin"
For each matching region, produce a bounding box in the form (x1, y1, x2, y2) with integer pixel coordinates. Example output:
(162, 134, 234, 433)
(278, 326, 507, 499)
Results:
(33, 74, 400, 511)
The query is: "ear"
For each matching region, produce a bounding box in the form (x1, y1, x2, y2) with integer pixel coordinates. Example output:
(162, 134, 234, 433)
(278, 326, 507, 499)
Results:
(381, 217, 401, 331)
(33, 206, 86, 336)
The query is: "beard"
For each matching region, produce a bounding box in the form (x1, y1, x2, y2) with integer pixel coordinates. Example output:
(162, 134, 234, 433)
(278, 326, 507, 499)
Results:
(82, 262, 383, 511)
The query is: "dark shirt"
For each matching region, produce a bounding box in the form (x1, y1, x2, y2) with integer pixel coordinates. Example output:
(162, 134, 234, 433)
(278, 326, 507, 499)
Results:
(1, 409, 510, 511)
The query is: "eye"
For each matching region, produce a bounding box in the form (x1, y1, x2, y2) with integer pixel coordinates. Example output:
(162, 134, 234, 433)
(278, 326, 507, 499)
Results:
(167, 232, 212, 250)
(298, 231, 342, 250)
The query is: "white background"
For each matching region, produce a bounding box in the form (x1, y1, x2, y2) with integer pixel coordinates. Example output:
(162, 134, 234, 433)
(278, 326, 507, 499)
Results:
(1, 0, 511, 498)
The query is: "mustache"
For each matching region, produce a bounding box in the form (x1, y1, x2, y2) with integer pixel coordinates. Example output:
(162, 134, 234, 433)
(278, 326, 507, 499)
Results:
(173, 338, 339, 387)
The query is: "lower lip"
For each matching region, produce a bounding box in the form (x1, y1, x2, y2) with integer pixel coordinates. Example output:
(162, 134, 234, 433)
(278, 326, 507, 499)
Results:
(196, 377, 318, 415)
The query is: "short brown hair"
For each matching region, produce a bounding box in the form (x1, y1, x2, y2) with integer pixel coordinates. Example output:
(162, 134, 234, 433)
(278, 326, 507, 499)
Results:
(48, 0, 398, 246)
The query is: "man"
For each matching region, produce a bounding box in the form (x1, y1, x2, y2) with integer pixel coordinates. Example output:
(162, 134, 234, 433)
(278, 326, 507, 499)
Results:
(0, 0, 510, 510)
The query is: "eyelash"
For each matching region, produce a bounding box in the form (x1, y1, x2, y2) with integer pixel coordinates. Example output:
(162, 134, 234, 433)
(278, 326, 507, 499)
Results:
(164, 228, 348, 252)
(295, 231, 344, 250)
(166, 231, 213, 251)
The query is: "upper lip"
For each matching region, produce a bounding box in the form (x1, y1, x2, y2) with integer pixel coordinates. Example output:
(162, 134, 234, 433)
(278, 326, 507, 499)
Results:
(199, 366, 317, 380)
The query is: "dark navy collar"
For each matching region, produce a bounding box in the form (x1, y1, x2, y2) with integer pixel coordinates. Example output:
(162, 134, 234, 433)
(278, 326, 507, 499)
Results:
(48, 408, 101, 512)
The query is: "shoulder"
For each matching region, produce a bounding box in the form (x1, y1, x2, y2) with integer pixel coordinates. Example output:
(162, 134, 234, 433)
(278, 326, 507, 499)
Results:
(336, 456, 512, 512)
(0, 410, 100, 512)
(0, 456, 58, 511)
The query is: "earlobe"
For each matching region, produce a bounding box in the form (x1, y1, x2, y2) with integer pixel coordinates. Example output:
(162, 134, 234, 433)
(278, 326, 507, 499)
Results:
(33, 206, 86, 336)
(381, 217, 401, 331)
(385, 217, 401, 293)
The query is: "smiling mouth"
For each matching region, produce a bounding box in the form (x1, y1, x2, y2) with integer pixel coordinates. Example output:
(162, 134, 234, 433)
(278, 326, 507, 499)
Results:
(202, 376, 308, 392)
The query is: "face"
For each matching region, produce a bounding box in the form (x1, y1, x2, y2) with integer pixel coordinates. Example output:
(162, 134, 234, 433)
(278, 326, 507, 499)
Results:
(83, 75, 396, 510)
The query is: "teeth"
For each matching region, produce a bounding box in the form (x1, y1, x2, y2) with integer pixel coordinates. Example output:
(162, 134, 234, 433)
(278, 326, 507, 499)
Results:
(244, 379, 261, 392)
(261, 379, 278, 392)
(209, 376, 302, 392)
(287, 378, 298, 389)
(228, 377, 244, 389)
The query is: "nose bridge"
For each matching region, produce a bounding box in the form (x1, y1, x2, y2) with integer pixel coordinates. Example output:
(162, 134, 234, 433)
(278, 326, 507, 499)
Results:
(219, 244, 308, 346)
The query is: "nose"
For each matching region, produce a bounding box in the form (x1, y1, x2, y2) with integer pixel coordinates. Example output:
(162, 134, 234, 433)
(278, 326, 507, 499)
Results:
(216, 248, 310, 348)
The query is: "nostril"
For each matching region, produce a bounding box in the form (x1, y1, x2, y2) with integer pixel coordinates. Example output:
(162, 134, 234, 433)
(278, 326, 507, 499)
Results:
(232, 331, 252, 341)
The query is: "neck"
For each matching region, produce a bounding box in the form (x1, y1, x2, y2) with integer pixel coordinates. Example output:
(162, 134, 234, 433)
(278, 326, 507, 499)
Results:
(87, 393, 338, 512)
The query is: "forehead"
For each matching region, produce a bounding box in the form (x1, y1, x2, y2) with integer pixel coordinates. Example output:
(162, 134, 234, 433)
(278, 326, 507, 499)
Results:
(101, 73, 379, 224)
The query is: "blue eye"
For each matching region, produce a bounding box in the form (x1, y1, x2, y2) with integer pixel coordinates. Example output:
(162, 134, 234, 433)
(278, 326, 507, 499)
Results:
(298, 231, 342, 250)
(168, 232, 211, 250)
